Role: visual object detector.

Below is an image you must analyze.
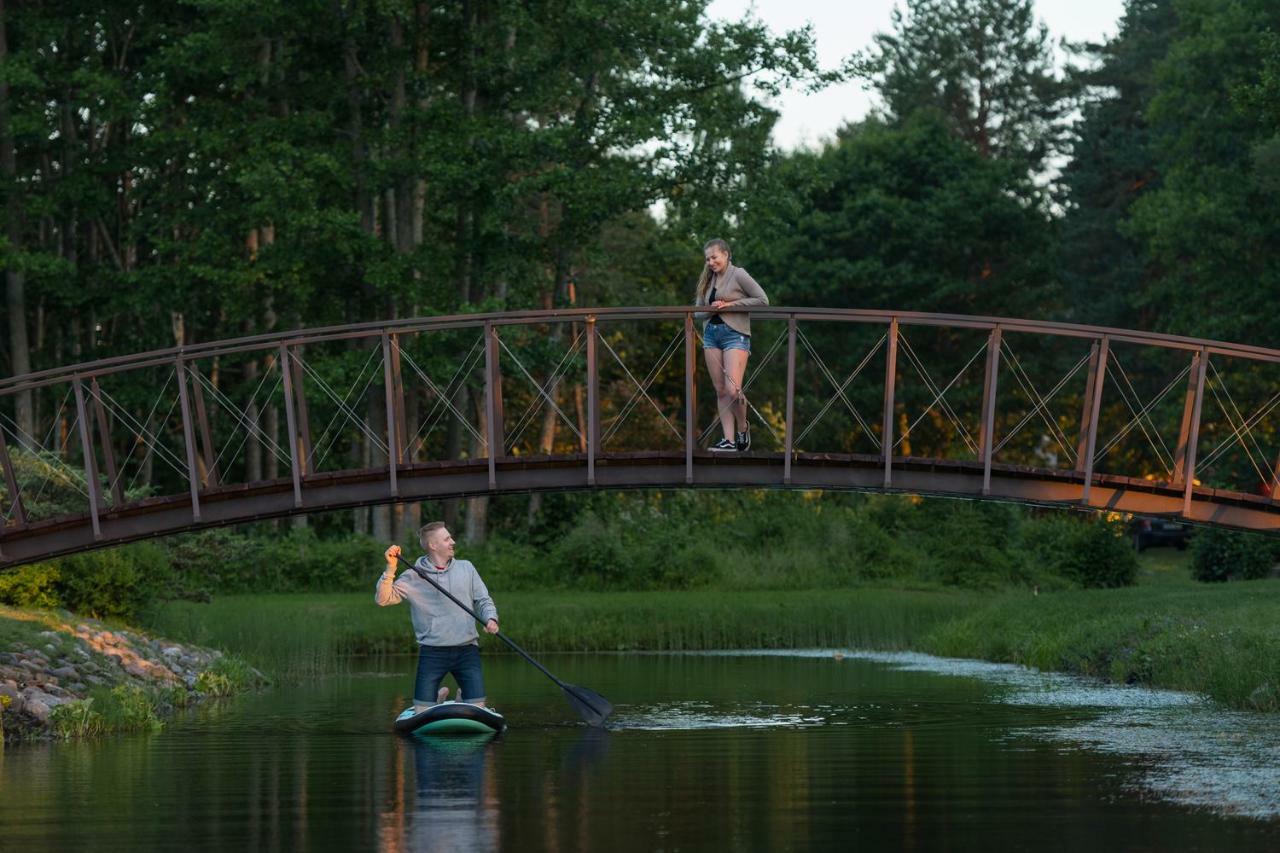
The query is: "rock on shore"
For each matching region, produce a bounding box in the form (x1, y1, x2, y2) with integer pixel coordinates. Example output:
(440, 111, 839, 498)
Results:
(0, 613, 256, 741)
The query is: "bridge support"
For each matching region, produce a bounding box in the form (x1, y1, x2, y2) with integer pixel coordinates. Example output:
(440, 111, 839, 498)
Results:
(784, 317, 797, 484)
(1173, 349, 1204, 486)
(91, 378, 124, 506)
(73, 377, 104, 538)
(881, 318, 899, 488)
(0, 423, 26, 529)
(978, 327, 1003, 495)
(1181, 348, 1209, 516)
(1079, 336, 1109, 505)
(588, 316, 599, 486)
(684, 313, 695, 485)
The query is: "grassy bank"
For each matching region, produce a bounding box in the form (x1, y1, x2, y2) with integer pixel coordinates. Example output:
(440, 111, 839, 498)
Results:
(143, 586, 984, 677)
(142, 550, 1280, 712)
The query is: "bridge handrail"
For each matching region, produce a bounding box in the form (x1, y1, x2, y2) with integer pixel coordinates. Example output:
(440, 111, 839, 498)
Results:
(2, 306, 1278, 396)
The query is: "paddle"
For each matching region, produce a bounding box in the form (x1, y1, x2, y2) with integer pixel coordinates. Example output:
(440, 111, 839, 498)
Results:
(395, 555, 613, 728)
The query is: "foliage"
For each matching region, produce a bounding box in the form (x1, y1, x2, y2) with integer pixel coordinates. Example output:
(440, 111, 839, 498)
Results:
(0, 563, 62, 609)
(48, 685, 163, 739)
(1028, 514, 1139, 588)
(195, 655, 267, 697)
(56, 544, 172, 619)
(849, 0, 1072, 172)
(1190, 527, 1280, 583)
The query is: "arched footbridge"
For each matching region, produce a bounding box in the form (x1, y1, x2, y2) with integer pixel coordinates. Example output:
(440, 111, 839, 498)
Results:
(2, 307, 1279, 567)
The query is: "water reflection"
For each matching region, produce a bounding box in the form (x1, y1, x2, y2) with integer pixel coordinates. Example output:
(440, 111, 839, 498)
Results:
(395, 736, 499, 853)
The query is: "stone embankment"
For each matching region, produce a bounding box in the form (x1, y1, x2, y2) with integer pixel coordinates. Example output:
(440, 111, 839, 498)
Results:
(1, 614, 250, 741)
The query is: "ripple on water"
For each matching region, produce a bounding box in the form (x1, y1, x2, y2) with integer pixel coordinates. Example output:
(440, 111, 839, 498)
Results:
(612, 700, 828, 731)
(690, 649, 1280, 822)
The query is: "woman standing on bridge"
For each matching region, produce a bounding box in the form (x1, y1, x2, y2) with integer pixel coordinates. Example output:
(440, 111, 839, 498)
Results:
(694, 238, 769, 452)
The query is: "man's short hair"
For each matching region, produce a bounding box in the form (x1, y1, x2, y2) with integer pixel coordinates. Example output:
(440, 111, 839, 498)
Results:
(419, 521, 448, 548)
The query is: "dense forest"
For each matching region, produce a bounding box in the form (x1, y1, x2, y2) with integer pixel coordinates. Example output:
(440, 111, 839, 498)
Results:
(2, 0, 1278, 544)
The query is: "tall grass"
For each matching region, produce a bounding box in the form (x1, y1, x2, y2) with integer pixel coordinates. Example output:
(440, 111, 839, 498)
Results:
(142, 552, 1280, 712)
(143, 587, 985, 679)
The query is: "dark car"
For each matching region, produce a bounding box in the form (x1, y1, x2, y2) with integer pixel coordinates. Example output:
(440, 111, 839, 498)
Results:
(1129, 517, 1193, 552)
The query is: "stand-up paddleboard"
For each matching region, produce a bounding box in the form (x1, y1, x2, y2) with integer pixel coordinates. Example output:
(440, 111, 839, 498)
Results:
(394, 701, 506, 736)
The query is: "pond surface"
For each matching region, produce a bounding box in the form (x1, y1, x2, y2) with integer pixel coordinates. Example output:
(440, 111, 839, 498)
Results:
(2, 650, 1278, 851)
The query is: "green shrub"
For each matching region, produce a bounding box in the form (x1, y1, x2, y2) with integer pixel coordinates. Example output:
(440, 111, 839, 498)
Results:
(0, 563, 61, 609)
(56, 543, 172, 619)
(196, 655, 266, 696)
(49, 699, 105, 738)
(1034, 515, 1138, 588)
(1191, 527, 1280, 583)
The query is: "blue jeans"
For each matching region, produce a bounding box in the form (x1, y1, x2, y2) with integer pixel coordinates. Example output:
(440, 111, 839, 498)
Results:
(415, 644, 486, 702)
(702, 322, 751, 352)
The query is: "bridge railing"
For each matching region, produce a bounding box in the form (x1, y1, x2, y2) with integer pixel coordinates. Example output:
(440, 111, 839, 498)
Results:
(2, 307, 1278, 562)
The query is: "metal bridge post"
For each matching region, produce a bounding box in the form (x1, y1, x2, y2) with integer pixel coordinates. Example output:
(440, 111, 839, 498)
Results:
(1080, 336, 1110, 505)
(0, 421, 27, 528)
(1173, 350, 1204, 485)
(187, 363, 219, 487)
(1270, 452, 1280, 502)
(978, 327, 1003, 495)
(91, 379, 124, 506)
(389, 334, 408, 463)
(174, 361, 203, 523)
(586, 317, 598, 486)
(381, 332, 400, 498)
(289, 349, 315, 475)
(685, 312, 696, 485)
(1074, 341, 1101, 473)
(784, 316, 797, 484)
(1181, 347, 1209, 517)
(881, 318, 899, 489)
(484, 321, 504, 490)
(278, 345, 304, 508)
(72, 378, 105, 538)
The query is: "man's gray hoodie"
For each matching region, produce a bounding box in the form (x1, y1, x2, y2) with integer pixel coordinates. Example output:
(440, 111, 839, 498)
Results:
(375, 556, 499, 647)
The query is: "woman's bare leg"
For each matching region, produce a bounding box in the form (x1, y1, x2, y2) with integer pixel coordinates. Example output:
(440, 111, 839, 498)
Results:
(703, 347, 734, 442)
(723, 349, 750, 434)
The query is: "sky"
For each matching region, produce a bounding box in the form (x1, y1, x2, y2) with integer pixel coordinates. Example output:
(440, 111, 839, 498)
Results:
(705, 0, 1129, 150)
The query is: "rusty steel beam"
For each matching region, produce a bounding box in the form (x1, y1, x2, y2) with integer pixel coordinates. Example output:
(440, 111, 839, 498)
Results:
(389, 333, 408, 463)
(173, 360, 203, 523)
(587, 317, 599, 487)
(685, 313, 696, 485)
(1080, 336, 1110, 505)
(1074, 340, 1101, 472)
(978, 327, 1003, 496)
(882, 318, 899, 488)
(484, 321, 503, 490)
(1181, 348, 1209, 517)
(288, 349, 314, 476)
(72, 378, 104, 539)
(1172, 350, 1203, 485)
(90, 378, 124, 507)
(784, 316, 797, 485)
(4, 452, 1278, 570)
(1271, 452, 1280, 502)
(10, 307, 1280, 401)
(278, 344, 304, 508)
(382, 333, 399, 498)
(0, 422, 27, 528)
(187, 363, 220, 488)
(72, 376, 105, 535)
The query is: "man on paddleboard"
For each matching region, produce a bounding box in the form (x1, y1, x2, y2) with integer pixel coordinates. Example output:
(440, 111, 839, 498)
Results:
(378, 522, 500, 712)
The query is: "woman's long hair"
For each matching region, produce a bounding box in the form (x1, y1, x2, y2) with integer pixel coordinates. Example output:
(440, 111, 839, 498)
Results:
(695, 238, 731, 305)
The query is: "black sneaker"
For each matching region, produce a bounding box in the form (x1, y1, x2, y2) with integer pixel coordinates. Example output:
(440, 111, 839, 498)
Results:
(735, 427, 751, 452)
(709, 438, 737, 452)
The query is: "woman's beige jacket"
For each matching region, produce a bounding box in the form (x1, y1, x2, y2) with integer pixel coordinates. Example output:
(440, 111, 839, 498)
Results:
(693, 263, 769, 337)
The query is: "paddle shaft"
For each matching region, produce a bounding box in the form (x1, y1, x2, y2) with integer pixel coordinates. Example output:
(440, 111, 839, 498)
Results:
(394, 555, 573, 692)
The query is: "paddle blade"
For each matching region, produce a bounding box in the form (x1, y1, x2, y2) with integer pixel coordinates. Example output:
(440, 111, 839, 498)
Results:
(562, 683, 613, 727)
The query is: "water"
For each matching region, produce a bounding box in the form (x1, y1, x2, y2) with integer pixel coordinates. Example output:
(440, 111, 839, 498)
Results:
(2, 651, 1278, 851)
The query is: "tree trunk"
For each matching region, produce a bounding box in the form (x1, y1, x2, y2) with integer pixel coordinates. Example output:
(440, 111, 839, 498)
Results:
(1, 1, 34, 438)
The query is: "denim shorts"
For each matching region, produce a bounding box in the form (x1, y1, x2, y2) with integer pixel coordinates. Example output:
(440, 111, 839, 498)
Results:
(702, 322, 751, 353)
(414, 643, 486, 702)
